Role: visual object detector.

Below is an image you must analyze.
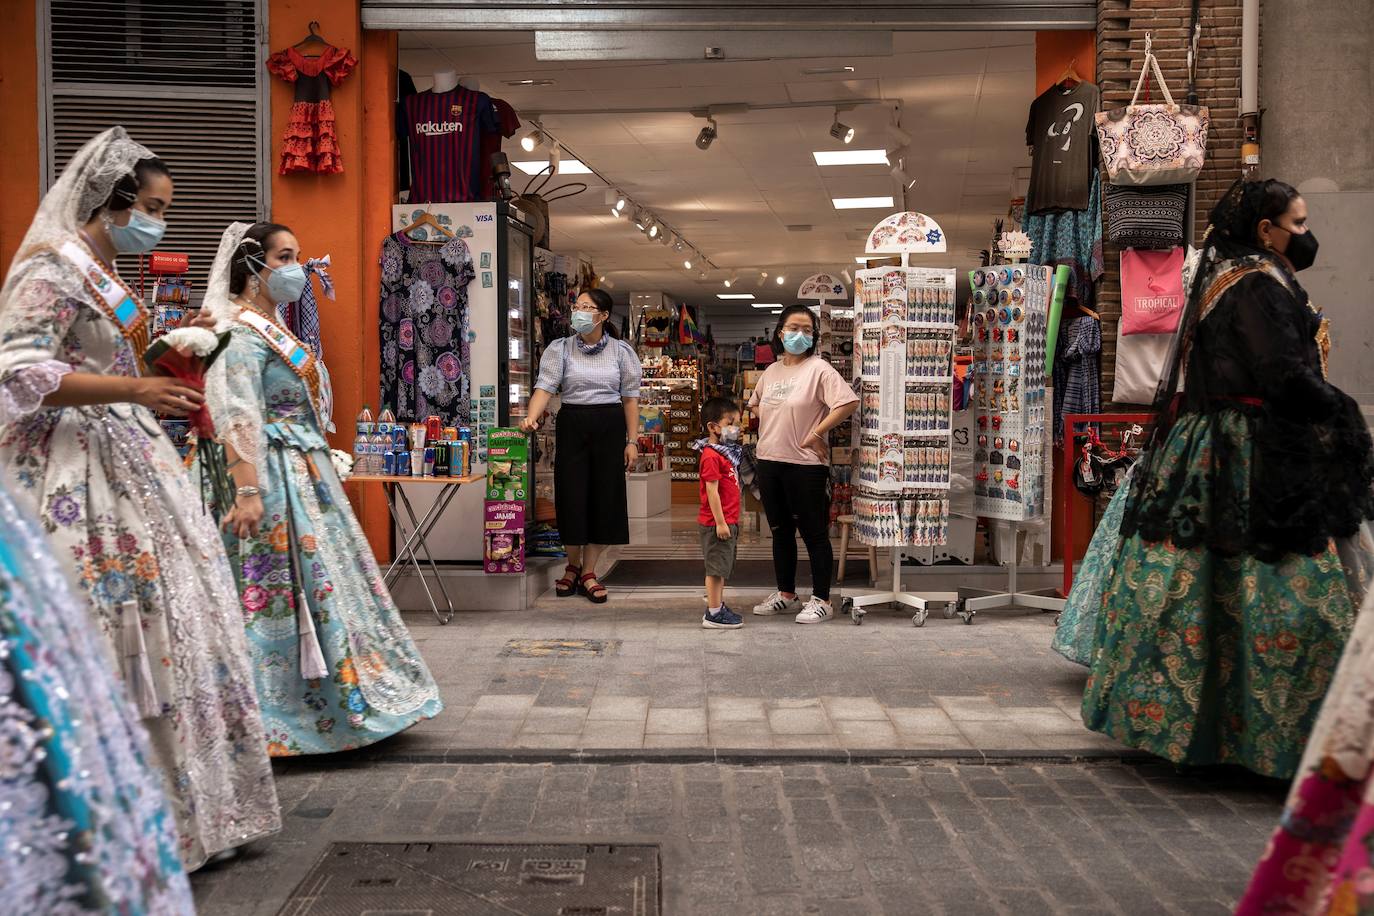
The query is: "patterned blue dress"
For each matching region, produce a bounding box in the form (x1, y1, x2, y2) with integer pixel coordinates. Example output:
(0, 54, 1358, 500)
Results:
(0, 477, 191, 913)
(1052, 468, 1133, 667)
(204, 323, 443, 756)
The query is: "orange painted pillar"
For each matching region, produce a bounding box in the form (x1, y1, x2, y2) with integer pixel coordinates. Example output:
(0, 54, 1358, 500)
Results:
(0, 0, 40, 276)
(267, 0, 396, 559)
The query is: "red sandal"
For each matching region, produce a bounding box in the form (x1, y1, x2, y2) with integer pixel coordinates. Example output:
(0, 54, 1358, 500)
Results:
(578, 572, 608, 604)
(555, 564, 581, 598)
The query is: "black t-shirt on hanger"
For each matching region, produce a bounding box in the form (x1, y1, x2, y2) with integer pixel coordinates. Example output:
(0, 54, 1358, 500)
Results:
(1025, 80, 1100, 214)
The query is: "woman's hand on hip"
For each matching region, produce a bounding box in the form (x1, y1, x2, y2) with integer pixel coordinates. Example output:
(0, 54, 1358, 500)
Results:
(624, 442, 639, 471)
(803, 428, 827, 453)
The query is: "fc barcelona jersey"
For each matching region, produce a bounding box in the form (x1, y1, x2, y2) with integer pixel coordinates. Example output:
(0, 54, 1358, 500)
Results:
(403, 87, 500, 203)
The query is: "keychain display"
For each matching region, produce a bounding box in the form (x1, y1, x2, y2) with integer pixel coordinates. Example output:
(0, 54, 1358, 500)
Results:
(969, 264, 1053, 520)
(852, 266, 957, 544)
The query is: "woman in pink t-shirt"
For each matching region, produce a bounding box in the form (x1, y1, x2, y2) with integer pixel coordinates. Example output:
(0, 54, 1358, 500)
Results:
(747, 305, 859, 624)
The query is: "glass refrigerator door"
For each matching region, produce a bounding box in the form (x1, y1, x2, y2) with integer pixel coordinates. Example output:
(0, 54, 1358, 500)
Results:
(504, 218, 534, 424)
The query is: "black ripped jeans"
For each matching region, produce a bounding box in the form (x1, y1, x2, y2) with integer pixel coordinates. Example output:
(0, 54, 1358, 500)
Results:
(756, 459, 833, 601)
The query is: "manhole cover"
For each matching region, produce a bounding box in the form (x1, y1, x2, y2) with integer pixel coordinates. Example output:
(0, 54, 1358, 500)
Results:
(278, 842, 659, 915)
(501, 639, 619, 659)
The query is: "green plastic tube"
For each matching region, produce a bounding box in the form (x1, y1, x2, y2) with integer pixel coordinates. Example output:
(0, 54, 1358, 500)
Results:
(1044, 263, 1071, 376)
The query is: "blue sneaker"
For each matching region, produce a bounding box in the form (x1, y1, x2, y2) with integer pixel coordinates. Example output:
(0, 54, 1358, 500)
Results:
(702, 605, 743, 630)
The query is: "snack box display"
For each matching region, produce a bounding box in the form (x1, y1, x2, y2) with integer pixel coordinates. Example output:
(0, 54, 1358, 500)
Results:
(483, 499, 526, 574)
(485, 427, 529, 500)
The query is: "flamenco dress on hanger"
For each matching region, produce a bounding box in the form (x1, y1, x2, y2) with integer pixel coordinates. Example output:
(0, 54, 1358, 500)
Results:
(1081, 257, 1374, 779)
(266, 45, 358, 175)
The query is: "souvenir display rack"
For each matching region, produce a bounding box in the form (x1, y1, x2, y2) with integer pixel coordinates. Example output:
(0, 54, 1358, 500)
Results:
(968, 264, 1051, 521)
(951, 254, 1066, 624)
(641, 355, 702, 481)
(845, 211, 958, 627)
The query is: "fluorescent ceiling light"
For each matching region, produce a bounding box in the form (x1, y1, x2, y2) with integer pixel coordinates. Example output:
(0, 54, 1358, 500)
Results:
(813, 149, 890, 166)
(513, 159, 593, 175)
(751, 302, 783, 309)
(803, 65, 856, 75)
(833, 196, 894, 210)
(505, 78, 556, 87)
(770, 309, 783, 314)
(717, 293, 755, 300)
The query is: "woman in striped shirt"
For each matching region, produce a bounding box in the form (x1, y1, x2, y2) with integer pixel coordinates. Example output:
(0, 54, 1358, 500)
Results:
(521, 289, 641, 602)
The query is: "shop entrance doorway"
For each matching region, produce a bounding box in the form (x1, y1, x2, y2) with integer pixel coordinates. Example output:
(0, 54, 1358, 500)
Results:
(388, 22, 1093, 590)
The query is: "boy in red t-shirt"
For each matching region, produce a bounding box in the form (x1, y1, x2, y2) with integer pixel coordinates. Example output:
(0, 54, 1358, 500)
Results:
(699, 397, 744, 629)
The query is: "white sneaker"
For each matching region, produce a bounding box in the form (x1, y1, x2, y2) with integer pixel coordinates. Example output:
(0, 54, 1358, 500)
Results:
(795, 597, 835, 624)
(753, 591, 802, 616)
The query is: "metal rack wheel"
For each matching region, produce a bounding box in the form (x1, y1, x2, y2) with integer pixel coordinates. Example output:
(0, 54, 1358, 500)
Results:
(942, 603, 957, 619)
(844, 598, 862, 625)
(912, 608, 928, 627)
(957, 600, 976, 625)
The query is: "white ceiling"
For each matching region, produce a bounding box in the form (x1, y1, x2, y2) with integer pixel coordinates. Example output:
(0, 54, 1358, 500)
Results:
(398, 30, 1035, 318)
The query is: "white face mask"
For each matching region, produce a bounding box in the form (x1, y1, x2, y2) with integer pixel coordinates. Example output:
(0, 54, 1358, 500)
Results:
(719, 425, 741, 444)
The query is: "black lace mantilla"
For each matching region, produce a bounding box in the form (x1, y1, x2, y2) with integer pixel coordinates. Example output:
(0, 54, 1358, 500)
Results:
(1121, 270, 1374, 561)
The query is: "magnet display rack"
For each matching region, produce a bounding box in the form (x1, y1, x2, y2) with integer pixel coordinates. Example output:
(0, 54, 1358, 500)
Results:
(847, 212, 957, 627)
(954, 241, 1067, 623)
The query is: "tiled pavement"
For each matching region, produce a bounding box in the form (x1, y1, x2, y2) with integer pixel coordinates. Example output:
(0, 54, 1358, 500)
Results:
(192, 759, 1284, 915)
(379, 596, 1125, 759)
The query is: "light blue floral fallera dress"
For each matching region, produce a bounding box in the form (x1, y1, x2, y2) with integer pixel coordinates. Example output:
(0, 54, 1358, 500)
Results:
(0, 476, 192, 913)
(204, 322, 443, 756)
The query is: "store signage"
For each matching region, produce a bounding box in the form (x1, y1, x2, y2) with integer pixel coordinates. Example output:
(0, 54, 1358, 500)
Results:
(865, 212, 948, 255)
(997, 231, 1033, 260)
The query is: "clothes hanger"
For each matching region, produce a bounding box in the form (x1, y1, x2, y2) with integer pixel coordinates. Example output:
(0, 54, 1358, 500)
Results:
(401, 206, 455, 244)
(293, 21, 330, 56)
(1056, 57, 1085, 89)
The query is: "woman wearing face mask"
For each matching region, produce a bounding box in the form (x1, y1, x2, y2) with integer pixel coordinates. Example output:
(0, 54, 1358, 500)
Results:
(0, 128, 280, 869)
(521, 289, 641, 603)
(1081, 179, 1374, 779)
(749, 304, 859, 624)
(200, 222, 443, 756)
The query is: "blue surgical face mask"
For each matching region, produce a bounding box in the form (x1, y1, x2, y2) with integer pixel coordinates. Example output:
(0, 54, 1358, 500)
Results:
(252, 257, 308, 303)
(570, 310, 600, 334)
(782, 331, 813, 355)
(107, 208, 166, 255)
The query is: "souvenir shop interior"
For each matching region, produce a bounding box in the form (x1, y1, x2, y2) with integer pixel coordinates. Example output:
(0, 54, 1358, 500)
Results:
(157, 16, 1183, 612)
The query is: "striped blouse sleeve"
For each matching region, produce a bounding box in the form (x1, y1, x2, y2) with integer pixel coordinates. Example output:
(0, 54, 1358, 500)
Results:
(534, 337, 565, 394)
(617, 341, 642, 399)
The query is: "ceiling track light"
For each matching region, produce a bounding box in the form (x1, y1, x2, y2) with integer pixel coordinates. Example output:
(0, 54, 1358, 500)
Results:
(519, 128, 544, 153)
(697, 269, 709, 281)
(683, 257, 693, 270)
(830, 110, 855, 145)
(887, 121, 914, 148)
(775, 275, 787, 285)
(674, 238, 686, 252)
(696, 117, 718, 151)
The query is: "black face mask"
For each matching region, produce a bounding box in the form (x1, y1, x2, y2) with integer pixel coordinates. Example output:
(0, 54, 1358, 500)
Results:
(1282, 227, 1319, 272)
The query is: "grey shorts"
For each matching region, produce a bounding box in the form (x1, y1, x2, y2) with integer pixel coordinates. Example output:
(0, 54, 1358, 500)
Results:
(700, 524, 739, 579)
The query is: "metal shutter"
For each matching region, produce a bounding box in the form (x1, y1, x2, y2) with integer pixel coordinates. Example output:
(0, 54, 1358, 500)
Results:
(41, 0, 268, 296)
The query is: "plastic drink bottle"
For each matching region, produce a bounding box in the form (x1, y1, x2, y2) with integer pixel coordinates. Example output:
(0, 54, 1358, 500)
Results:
(356, 404, 375, 436)
(377, 407, 395, 437)
(353, 429, 370, 472)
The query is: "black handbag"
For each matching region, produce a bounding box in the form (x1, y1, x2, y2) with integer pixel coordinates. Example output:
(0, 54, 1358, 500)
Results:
(1104, 183, 1188, 249)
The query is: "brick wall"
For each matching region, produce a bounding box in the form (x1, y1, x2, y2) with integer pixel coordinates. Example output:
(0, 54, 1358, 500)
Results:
(1096, 0, 1249, 402)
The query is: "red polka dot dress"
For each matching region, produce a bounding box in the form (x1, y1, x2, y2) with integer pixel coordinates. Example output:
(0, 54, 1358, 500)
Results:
(266, 45, 358, 175)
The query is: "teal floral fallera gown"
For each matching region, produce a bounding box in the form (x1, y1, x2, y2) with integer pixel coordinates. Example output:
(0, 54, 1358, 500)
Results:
(1081, 258, 1374, 779)
(204, 321, 443, 756)
(1052, 466, 1133, 667)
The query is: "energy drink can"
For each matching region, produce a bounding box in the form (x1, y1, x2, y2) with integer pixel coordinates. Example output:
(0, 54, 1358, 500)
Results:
(423, 446, 436, 477)
(410, 425, 427, 450)
(395, 449, 411, 477)
(425, 416, 442, 443)
(382, 450, 396, 476)
(434, 441, 450, 477)
(391, 427, 407, 451)
(409, 448, 423, 477)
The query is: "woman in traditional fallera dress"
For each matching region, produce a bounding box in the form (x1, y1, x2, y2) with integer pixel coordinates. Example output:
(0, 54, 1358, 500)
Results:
(0, 127, 280, 869)
(202, 221, 442, 756)
(0, 474, 193, 913)
(1080, 178, 1374, 779)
